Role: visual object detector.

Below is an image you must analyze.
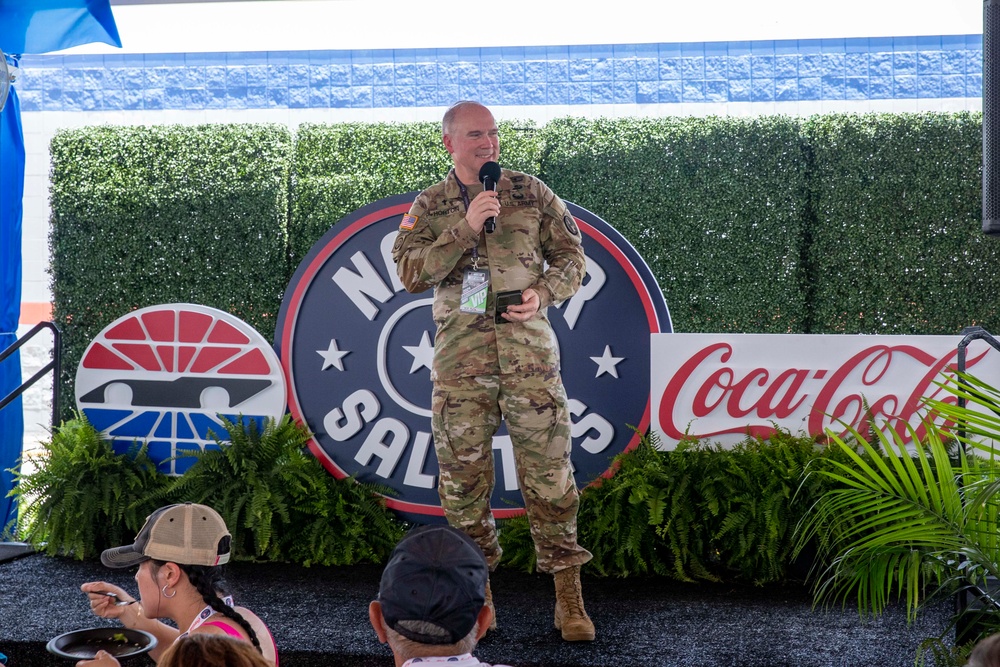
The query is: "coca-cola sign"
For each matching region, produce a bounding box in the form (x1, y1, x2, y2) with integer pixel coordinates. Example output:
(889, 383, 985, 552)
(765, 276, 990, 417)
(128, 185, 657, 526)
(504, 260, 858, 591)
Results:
(651, 334, 998, 448)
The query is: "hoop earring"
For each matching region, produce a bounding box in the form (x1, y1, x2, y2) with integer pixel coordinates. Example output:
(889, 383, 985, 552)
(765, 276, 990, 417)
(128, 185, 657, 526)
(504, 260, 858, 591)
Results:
(161, 585, 177, 599)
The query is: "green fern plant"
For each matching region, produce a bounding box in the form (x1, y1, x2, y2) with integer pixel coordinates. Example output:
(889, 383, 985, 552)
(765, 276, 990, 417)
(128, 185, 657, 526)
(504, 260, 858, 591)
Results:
(281, 469, 406, 567)
(162, 414, 323, 560)
(595, 432, 710, 580)
(915, 636, 972, 667)
(8, 413, 168, 559)
(165, 414, 405, 565)
(500, 428, 839, 583)
(702, 429, 852, 585)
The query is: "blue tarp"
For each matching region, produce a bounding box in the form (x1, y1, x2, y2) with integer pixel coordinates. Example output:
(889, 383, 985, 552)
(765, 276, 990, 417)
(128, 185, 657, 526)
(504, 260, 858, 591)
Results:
(0, 2, 120, 533)
(0, 0, 121, 54)
(0, 83, 24, 532)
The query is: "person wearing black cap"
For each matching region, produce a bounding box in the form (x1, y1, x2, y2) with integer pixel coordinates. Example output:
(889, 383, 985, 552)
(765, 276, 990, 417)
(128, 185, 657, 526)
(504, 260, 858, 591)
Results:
(369, 525, 512, 667)
(77, 503, 277, 666)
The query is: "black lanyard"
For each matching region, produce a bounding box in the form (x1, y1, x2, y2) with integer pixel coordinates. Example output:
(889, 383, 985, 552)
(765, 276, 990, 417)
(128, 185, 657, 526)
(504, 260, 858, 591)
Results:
(454, 173, 481, 266)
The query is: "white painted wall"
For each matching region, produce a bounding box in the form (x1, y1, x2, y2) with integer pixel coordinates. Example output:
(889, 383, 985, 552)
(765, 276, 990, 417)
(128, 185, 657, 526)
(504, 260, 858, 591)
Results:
(59, 0, 981, 55)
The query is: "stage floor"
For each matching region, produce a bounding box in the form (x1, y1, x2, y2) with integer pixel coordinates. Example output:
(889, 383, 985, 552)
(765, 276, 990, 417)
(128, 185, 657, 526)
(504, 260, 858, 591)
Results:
(0, 552, 954, 666)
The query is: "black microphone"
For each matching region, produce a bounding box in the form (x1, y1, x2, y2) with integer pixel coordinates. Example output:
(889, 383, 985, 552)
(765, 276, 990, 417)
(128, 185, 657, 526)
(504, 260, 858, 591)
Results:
(478, 161, 501, 234)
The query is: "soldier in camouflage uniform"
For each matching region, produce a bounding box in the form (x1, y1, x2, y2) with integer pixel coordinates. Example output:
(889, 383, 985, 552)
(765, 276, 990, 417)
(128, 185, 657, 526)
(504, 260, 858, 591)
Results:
(391, 101, 596, 642)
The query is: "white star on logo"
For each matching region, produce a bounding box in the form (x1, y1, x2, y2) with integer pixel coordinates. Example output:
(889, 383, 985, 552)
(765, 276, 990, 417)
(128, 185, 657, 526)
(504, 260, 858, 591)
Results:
(403, 330, 435, 374)
(317, 339, 350, 371)
(590, 345, 624, 379)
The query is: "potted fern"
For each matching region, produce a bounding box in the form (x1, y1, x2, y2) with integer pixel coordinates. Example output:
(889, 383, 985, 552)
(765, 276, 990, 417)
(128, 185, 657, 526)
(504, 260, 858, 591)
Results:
(9, 413, 168, 559)
(164, 414, 405, 565)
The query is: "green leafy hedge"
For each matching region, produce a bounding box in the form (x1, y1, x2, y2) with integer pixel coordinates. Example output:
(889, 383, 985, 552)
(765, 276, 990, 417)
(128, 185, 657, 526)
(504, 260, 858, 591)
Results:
(804, 112, 998, 334)
(540, 115, 810, 333)
(47, 113, 1000, 417)
(49, 124, 292, 415)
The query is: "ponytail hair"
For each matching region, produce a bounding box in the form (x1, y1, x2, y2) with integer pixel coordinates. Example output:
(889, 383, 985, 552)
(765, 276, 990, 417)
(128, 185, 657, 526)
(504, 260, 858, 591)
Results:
(151, 560, 263, 654)
(183, 564, 262, 654)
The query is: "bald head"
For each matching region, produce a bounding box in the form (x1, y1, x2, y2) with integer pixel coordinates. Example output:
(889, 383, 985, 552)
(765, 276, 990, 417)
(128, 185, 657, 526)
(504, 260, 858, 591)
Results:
(441, 101, 499, 184)
(442, 101, 490, 137)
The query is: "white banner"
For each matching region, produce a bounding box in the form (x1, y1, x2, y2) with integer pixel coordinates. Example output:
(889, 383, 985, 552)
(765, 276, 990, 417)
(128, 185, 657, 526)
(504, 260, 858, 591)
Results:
(651, 334, 1000, 449)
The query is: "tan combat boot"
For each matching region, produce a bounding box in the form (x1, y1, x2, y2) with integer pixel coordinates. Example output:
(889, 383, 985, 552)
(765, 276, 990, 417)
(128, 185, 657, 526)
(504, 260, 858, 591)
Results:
(553, 565, 595, 641)
(485, 577, 497, 631)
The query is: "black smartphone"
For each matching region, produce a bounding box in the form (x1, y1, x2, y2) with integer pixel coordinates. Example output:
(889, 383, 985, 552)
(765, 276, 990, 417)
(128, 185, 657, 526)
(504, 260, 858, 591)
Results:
(494, 290, 523, 323)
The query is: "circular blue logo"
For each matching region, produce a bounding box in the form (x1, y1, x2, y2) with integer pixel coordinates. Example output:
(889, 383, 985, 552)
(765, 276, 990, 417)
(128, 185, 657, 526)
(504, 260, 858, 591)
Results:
(276, 193, 670, 520)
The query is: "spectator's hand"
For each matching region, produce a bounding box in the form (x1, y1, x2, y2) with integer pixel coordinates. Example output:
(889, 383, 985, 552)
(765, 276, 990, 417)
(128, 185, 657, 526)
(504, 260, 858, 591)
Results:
(76, 650, 120, 667)
(465, 190, 500, 234)
(80, 582, 133, 620)
(502, 288, 540, 322)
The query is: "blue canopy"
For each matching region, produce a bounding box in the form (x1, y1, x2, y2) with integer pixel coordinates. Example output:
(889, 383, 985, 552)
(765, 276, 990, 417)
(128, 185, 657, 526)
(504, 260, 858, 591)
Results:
(0, 2, 120, 532)
(0, 79, 23, 532)
(0, 0, 121, 54)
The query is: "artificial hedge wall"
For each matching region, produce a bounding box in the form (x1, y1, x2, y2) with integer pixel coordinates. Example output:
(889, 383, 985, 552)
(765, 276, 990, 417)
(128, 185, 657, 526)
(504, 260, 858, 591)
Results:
(48, 112, 1000, 418)
(49, 124, 292, 414)
(804, 112, 996, 334)
(290, 120, 543, 265)
(540, 115, 809, 333)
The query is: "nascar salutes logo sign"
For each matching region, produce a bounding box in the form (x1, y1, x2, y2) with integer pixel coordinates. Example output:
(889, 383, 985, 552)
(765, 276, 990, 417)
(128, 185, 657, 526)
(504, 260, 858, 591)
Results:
(75, 304, 287, 474)
(277, 193, 671, 520)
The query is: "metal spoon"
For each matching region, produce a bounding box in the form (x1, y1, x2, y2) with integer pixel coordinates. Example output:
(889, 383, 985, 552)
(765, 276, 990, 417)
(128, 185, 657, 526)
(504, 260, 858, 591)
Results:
(103, 592, 137, 606)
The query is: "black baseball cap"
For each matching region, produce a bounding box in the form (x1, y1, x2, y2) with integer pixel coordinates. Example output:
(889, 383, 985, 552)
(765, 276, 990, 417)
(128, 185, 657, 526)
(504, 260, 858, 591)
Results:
(378, 525, 488, 645)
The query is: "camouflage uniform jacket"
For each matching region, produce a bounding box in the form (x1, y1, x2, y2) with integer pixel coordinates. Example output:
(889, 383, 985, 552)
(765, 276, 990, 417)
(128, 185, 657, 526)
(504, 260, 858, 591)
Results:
(392, 168, 585, 381)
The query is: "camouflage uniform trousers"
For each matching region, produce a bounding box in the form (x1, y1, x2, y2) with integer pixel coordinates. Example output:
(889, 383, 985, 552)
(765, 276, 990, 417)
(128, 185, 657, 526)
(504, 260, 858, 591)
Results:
(431, 369, 593, 574)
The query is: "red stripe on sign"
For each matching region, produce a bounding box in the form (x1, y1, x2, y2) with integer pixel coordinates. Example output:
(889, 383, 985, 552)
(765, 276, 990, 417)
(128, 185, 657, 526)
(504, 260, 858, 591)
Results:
(208, 320, 250, 344)
(143, 311, 176, 342)
(83, 342, 134, 370)
(220, 348, 271, 374)
(113, 343, 161, 371)
(107, 317, 146, 341)
(179, 311, 213, 343)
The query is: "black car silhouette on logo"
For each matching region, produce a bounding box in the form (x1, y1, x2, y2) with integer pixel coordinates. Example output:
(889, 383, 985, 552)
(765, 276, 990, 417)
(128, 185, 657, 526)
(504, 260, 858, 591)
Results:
(79, 377, 272, 410)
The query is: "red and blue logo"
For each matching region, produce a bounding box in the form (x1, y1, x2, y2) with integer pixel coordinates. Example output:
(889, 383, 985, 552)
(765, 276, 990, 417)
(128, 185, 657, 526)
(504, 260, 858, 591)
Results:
(277, 193, 671, 521)
(75, 304, 287, 474)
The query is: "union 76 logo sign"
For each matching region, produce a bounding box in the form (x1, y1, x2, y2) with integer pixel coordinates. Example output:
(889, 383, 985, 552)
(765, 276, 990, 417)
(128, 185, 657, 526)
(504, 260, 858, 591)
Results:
(276, 193, 670, 520)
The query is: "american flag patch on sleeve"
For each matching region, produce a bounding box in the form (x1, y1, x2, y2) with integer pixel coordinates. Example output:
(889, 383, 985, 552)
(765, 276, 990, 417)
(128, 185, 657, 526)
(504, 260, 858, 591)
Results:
(399, 214, 418, 230)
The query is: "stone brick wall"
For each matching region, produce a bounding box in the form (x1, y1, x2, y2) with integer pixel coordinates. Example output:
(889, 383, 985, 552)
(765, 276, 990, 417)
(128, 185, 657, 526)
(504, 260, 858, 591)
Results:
(18, 36, 984, 112)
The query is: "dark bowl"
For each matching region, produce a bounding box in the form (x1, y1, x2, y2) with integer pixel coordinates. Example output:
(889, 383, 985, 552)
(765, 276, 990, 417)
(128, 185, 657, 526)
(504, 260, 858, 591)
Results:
(46, 627, 157, 661)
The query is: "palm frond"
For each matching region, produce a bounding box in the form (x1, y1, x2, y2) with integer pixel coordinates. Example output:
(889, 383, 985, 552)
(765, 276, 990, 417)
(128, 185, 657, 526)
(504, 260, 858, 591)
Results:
(796, 370, 1000, 639)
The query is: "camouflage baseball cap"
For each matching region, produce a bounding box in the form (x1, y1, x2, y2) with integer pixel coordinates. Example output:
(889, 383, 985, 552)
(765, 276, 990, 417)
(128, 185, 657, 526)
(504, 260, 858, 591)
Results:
(101, 503, 231, 568)
(378, 525, 488, 645)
